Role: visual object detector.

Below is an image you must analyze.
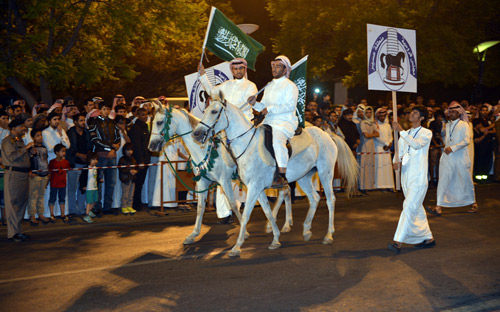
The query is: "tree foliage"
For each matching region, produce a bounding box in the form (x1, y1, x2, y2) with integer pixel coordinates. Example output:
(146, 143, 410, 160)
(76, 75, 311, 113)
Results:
(1, 0, 237, 106)
(267, 0, 500, 88)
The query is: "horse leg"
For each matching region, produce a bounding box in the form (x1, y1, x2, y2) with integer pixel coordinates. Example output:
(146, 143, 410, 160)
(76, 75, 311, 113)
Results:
(266, 188, 284, 233)
(220, 178, 249, 239)
(282, 185, 293, 233)
(228, 188, 260, 257)
(298, 173, 320, 241)
(183, 179, 210, 245)
(318, 171, 336, 245)
(257, 192, 281, 250)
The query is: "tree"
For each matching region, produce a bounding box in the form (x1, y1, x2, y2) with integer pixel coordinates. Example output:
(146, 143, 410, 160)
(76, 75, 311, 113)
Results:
(266, 0, 500, 89)
(1, 0, 236, 107)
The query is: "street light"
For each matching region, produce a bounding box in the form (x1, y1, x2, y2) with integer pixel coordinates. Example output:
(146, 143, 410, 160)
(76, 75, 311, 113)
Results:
(473, 40, 499, 102)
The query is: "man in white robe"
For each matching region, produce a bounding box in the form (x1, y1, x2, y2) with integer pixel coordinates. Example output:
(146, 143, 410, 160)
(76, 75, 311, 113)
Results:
(389, 106, 435, 253)
(428, 102, 478, 215)
(374, 108, 395, 190)
(249, 55, 299, 188)
(199, 58, 257, 220)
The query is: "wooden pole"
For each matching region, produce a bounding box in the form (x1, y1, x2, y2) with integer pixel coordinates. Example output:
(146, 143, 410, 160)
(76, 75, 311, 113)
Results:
(392, 90, 401, 191)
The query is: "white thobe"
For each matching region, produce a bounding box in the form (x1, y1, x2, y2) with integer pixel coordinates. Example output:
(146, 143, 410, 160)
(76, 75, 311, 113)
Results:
(437, 119, 475, 207)
(42, 126, 71, 160)
(253, 76, 298, 167)
(111, 130, 127, 208)
(393, 126, 433, 244)
(152, 139, 179, 208)
(0, 128, 10, 146)
(199, 74, 257, 121)
(374, 121, 394, 189)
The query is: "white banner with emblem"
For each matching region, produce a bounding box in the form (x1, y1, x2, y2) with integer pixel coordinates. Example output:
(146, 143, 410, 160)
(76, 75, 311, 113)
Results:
(184, 62, 232, 119)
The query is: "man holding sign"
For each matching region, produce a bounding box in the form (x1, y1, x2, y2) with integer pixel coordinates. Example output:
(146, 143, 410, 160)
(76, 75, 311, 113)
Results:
(198, 58, 257, 120)
(248, 55, 298, 188)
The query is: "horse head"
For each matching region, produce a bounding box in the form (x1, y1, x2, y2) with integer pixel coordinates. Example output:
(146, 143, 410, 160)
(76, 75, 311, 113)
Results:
(192, 90, 228, 144)
(148, 102, 174, 152)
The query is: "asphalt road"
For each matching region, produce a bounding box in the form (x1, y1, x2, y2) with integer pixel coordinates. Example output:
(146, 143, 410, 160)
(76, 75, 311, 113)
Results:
(0, 184, 499, 312)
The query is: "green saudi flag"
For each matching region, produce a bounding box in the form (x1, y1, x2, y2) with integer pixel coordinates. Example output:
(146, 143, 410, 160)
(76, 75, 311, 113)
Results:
(289, 55, 308, 128)
(203, 7, 264, 70)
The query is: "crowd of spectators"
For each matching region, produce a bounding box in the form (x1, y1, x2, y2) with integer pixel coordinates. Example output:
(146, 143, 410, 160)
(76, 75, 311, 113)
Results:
(0, 95, 187, 227)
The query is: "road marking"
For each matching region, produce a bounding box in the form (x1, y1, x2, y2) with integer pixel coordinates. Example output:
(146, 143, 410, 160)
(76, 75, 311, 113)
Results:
(0, 247, 256, 284)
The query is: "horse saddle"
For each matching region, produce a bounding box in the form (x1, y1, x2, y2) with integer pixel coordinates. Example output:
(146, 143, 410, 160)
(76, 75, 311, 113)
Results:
(258, 125, 311, 167)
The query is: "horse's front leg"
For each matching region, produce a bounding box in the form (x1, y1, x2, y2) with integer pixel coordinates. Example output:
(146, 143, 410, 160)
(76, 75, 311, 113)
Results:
(257, 192, 281, 250)
(266, 188, 284, 233)
(183, 179, 211, 245)
(219, 178, 249, 239)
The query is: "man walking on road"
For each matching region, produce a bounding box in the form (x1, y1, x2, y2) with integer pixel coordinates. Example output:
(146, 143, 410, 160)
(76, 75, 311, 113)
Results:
(389, 106, 435, 253)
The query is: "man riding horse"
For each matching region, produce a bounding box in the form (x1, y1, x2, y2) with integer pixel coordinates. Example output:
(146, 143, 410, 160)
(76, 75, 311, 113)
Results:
(248, 55, 298, 188)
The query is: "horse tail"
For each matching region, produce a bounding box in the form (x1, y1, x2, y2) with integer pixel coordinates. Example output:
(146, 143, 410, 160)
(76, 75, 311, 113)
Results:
(380, 53, 386, 69)
(331, 134, 359, 197)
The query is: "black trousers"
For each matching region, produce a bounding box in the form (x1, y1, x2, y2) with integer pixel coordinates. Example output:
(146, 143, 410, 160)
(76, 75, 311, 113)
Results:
(133, 168, 148, 209)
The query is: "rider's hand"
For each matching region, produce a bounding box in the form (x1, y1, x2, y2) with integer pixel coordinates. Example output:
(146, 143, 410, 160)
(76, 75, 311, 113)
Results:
(198, 64, 205, 76)
(247, 95, 256, 106)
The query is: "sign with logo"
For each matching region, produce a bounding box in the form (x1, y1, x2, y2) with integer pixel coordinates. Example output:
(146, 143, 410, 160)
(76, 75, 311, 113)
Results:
(367, 24, 417, 93)
(184, 62, 232, 119)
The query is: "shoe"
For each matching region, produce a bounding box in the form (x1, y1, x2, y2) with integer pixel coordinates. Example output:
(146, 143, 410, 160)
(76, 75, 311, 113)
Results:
(88, 211, 96, 218)
(121, 207, 130, 214)
(39, 216, 49, 224)
(127, 207, 137, 214)
(218, 214, 234, 224)
(271, 174, 288, 189)
(414, 240, 436, 249)
(425, 206, 441, 216)
(17, 233, 31, 240)
(29, 218, 39, 226)
(8, 235, 22, 243)
(61, 215, 69, 223)
(49, 216, 56, 223)
(387, 242, 401, 253)
(112, 208, 120, 216)
(82, 215, 93, 223)
(468, 204, 479, 213)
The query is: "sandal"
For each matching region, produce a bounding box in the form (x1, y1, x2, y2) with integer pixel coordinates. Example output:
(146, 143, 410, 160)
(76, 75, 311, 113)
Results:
(414, 240, 436, 249)
(61, 215, 70, 223)
(387, 242, 401, 253)
(425, 206, 441, 216)
(468, 204, 478, 213)
(49, 215, 56, 223)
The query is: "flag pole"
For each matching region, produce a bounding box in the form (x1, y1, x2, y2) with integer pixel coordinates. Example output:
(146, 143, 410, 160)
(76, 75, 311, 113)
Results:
(392, 90, 401, 191)
(198, 7, 216, 77)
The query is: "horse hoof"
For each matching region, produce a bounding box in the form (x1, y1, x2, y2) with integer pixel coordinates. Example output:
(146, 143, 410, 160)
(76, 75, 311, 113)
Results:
(244, 231, 250, 240)
(228, 249, 241, 257)
(268, 242, 281, 250)
(265, 225, 272, 234)
(281, 225, 291, 233)
(322, 237, 334, 245)
(183, 236, 195, 245)
(303, 232, 312, 241)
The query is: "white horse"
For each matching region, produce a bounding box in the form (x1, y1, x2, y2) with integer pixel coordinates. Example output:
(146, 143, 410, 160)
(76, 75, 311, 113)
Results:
(192, 97, 358, 257)
(148, 106, 293, 244)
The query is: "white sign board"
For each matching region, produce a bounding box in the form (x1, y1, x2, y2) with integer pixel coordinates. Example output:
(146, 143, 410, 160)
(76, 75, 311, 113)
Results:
(367, 24, 417, 93)
(184, 62, 232, 118)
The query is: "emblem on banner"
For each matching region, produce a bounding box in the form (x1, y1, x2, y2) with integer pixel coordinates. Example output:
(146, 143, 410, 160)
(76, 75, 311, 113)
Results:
(189, 69, 230, 116)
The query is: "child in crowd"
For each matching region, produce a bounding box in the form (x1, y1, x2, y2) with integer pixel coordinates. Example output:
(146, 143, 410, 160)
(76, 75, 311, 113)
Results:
(28, 129, 50, 225)
(118, 143, 137, 214)
(79, 152, 99, 223)
(48, 143, 70, 223)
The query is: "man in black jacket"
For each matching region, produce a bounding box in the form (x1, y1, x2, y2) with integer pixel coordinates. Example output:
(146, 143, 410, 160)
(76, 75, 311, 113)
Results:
(89, 102, 121, 215)
(67, 113, 90, 217)
(128, 108, 150, 210)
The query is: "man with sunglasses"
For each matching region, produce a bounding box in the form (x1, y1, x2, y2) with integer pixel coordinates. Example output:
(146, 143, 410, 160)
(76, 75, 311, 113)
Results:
(248, 55, 298, 188)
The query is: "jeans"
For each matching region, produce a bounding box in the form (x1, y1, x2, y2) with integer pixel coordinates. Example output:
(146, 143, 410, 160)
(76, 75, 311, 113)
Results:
(121, 181, 135, 208)
(67, 163, 86, 215)
(97, 157, 117, 211)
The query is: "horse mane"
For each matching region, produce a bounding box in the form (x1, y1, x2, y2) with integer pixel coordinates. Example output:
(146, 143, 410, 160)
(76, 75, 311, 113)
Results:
(178, 108, 200, 130)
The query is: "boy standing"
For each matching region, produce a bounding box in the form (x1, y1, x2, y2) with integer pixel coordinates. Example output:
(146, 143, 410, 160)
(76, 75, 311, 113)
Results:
(118, 143, 137, 214)
(48, 144, 70, 223)
(28, 129, 50, 225)
(79, 152, 99, 223)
